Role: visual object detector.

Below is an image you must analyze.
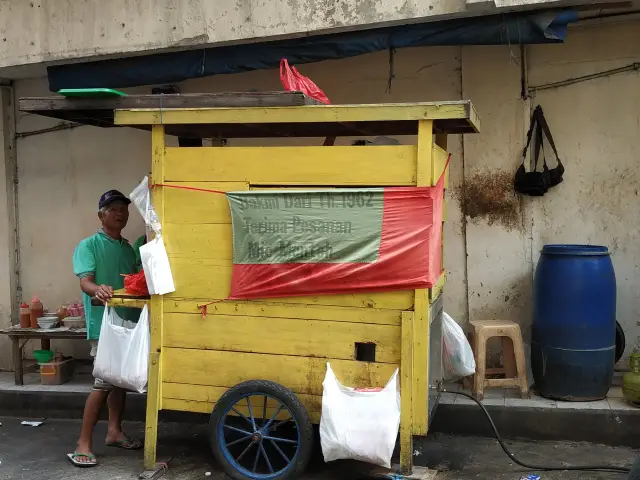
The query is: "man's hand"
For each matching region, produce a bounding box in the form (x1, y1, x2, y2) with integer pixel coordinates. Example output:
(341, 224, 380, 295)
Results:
(95, 284, 114, 303)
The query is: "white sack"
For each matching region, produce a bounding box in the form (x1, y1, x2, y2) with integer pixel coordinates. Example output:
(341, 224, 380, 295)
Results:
(139, 234, 175, 295)
(320, 363, 400, 468)
(93, 305, 150, 393)
(442, 311, 476, 378)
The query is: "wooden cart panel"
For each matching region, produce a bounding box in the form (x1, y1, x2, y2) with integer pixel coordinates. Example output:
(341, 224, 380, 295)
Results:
(162, 383, 323, 422)
(162, 312, 401, 362)
(164, 146, 418, 185)
(163, 299, 403, 324)
(161, 347, 398, 409)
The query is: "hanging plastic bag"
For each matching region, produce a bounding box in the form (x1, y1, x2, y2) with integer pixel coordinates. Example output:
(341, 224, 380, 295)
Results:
(130, 176, 161, 235)
(139, 235, 175, 295)
(442, 312, 476, 378)
(123, 270, 149, 296)
(280, 58, 331, 105)
(93, 305, 150, 393)
(320, 363, 400, 468)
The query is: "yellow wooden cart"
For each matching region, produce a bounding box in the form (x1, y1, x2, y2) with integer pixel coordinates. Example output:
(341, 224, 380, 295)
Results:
(22, 93, 480, 479)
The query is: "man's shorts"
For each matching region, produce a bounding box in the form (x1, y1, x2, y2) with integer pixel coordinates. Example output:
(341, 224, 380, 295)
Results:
(89, 340, 113, 392)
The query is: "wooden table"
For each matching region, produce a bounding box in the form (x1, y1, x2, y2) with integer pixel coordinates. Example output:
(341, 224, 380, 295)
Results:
(0, 328, 87, 385)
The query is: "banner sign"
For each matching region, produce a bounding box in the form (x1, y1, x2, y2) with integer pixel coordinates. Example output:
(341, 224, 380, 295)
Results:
(226, 181, 444, 299)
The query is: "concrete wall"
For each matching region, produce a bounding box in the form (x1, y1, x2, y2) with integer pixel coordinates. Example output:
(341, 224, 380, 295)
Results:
(1, 17, 639, 369)
(0, 0, 569, 70)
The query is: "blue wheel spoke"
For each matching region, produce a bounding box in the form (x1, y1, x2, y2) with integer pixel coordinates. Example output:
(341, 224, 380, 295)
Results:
(271, 417, 293, 431)
(263, 435, 298, 445)
(246, 397, 258, 431)
(231, 407, 254, 429)
(262, 404, 285, 431)
(252, 441, 261, 472)
(268, 438, 291, 464)
(234, 439, 255, 463)
(225, 434, 252, 448)
(259, 442, 275, 473)
(262, 395, 268, 427)
(224, 424, 253, 436)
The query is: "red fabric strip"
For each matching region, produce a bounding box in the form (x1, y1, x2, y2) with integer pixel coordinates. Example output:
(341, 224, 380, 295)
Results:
(229, 184, 445, 299)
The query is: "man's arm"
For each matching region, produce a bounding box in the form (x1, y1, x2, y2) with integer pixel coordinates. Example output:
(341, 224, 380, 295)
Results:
(79, 275, 114, 304)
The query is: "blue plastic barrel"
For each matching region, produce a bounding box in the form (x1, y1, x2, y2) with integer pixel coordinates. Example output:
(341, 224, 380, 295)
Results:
(532, 245, 616, 401)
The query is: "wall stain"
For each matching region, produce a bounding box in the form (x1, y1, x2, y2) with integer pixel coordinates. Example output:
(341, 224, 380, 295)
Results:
(458, 169, 521, 230)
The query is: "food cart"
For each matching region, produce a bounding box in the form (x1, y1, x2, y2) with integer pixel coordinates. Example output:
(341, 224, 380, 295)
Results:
(20, 93, 480, 479)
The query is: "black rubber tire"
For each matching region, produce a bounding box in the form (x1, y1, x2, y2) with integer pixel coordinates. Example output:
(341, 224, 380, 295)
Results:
(628, 456, 640, 480)
(209, 380, 314, 480)
(615, 320, 626, 364)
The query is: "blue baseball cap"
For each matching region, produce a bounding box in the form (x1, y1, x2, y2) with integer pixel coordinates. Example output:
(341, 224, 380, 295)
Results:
(99, 190, 131, 210)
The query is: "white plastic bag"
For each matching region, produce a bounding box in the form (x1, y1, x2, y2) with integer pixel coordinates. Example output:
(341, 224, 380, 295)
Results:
(130, 176, 161, 235)
(442, 311, 476, 378)
(139, 234, 175, 295)
(320, 363, 400, 468)
(93, 305, 150, 393)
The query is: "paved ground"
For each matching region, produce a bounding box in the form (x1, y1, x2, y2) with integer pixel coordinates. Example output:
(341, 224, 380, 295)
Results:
(0, 416, 635, 479)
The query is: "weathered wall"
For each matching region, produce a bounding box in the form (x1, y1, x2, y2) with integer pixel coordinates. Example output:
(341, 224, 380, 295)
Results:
(2, 17, 639, 369)
(0, 0, 568, 70)
(528, 19, 640, 357)
(460, 17, 640, 365)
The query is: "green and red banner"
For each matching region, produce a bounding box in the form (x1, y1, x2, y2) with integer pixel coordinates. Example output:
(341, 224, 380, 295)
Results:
(226, 174, 445, 299)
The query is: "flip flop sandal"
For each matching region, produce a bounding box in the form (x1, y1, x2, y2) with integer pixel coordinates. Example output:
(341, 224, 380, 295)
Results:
(106, 437, 143, 450)
(67, 452, 98, 467)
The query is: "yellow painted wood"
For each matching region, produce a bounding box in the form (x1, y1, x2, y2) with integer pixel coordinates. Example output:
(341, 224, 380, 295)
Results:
(163, 146, 417, 185)
(163, 181, 248, 224)
(468, 103, 481, 133)
(108, 297, 149, 309)
(167, 257, 414, 310)
(429, 272, 447, 301)
(163, 299, 402, 325)
(411, 120, 432, 436)
(432, 145, 449, 188)
(163, 312, 401, 363)
(433, 130, 449, 283)
(167, 257, 231, 299)
(144, 125, 165, 470)
(163, 347, 398, 397)
(115, 101, 475, 126)
(161, 397, 322, 423)
(400, 311, 414, 475)
(164, 224, 233, 260)
(107, 289, 149, 309)
(162, 383, 322, 422)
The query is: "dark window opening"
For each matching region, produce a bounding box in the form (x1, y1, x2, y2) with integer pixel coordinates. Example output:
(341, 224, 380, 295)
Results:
(355, 342, 376, 362)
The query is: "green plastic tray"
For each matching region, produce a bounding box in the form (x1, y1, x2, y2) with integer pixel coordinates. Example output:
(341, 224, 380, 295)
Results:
(58, 88, 127, 98)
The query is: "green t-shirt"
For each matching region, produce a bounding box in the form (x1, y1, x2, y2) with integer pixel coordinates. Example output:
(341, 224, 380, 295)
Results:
(132, 234, 146, 266)
(72, 231, 141, 340)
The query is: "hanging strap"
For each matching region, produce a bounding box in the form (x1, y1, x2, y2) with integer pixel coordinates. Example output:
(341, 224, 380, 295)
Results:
(522, 107, 547, 172)
(522, 105, 562, 172)
(533, 106, 562, 164)
(532, 116, 548, 172)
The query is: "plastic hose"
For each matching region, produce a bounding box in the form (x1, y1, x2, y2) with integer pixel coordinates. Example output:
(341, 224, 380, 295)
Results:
(442, 389, 631, 474)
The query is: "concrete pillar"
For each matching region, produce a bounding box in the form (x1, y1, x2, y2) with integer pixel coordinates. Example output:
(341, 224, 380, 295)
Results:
(0, 85, 18, 371)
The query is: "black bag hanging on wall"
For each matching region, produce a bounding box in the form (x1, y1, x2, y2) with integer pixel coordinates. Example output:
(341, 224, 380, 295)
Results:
(514, 105, 564, 196)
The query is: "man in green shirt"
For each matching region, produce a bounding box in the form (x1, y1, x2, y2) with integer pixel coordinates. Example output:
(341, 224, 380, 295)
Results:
(68, 190, 143, 467)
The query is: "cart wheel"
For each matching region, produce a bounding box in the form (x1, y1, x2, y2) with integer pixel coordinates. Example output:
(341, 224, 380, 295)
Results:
(209, 380, 313, 480)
